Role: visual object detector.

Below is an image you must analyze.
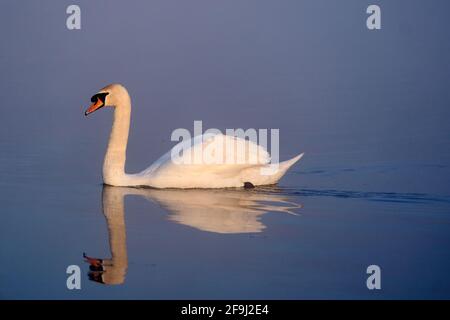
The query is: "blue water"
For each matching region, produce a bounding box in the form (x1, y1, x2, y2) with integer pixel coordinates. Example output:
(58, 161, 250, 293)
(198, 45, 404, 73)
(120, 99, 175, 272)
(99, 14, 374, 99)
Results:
(1, 0, 450, 299)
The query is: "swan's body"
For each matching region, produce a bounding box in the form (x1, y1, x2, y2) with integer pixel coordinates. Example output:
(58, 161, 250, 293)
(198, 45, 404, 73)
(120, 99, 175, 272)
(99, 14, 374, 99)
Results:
(85, 84, 303, 188)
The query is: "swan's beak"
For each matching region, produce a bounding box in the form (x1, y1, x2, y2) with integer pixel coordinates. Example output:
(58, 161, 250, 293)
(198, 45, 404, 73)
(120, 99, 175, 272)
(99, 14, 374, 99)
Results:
(84, 98, 104, 116)
(83, 252, 103, 268)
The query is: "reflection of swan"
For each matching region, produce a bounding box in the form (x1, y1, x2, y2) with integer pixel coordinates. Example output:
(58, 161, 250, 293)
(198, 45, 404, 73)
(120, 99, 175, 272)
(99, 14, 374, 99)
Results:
(84, 186, 128, 285)
(84, 83, 303, 188)
(136, 188, 301, 234)
(84, 185, 301, 285)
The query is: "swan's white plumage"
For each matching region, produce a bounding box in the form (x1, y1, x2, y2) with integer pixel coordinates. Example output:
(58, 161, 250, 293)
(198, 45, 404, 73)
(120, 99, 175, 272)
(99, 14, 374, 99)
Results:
(135, 133, 302, 188)
(141, 133, 270, 175)
(89, 84, 303, 189)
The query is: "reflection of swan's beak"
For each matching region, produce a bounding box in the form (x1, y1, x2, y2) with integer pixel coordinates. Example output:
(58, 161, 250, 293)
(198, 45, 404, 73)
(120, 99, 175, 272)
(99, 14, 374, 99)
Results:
(83, 250, 127, 285)
(83, 253, 103, 269)
(83, 253, 106, 284)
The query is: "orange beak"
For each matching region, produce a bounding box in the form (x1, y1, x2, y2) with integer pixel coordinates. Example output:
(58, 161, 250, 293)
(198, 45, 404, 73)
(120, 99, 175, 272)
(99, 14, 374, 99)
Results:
(83, 253, 103, 268)
(85, 98, 104, 116)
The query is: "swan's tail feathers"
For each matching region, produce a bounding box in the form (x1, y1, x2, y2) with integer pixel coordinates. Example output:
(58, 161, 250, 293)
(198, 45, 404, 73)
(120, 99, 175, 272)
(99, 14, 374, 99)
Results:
(280, 152, 304, 172)
(268, 152, 304, 183)
(243, 152, 304, 186)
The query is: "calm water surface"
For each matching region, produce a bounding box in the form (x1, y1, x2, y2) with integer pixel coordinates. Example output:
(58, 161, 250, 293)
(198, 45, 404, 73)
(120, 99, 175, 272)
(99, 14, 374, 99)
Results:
(1, 1, 450, 299)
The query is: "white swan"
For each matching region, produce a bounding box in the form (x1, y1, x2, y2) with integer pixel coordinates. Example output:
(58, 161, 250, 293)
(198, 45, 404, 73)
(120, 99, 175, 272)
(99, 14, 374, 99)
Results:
(84, 83, 303, 188)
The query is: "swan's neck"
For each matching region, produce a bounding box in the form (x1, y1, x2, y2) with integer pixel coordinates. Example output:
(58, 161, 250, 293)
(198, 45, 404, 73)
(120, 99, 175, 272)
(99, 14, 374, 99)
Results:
(103, 95, 131, 186)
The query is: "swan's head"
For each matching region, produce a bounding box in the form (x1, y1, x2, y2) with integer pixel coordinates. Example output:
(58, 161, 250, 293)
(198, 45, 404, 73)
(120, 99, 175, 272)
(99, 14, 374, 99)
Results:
(84, 83, 129, 116)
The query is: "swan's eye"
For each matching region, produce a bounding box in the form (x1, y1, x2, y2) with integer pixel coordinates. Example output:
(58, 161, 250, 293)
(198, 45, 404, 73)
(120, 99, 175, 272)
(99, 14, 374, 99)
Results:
(90, 92, 109, 103)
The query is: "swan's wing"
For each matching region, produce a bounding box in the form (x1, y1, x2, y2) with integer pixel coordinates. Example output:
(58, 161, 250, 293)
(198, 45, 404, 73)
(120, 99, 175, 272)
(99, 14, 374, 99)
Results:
(137, 133, 271, 188)
(143, 133, 270, 173)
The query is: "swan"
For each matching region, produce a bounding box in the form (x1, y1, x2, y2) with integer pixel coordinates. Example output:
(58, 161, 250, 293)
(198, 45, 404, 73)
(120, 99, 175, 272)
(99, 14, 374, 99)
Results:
(84, 83, 304, 188)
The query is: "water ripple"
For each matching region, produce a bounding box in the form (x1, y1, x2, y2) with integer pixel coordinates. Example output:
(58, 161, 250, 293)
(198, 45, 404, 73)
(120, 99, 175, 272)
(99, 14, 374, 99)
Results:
(256, 186, 450, 205)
